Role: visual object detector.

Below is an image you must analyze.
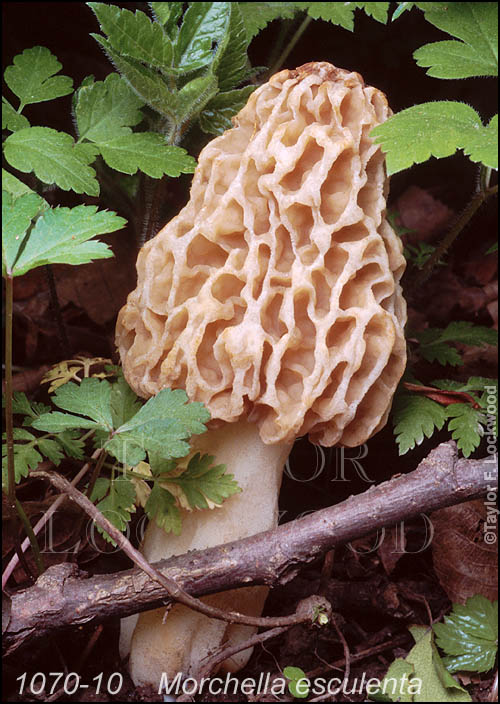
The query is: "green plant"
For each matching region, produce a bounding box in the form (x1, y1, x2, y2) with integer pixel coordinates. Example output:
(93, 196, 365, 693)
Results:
(370, 596, 498, 702)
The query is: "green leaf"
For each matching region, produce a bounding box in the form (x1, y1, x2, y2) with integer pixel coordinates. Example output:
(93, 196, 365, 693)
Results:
(88, 3, 174, 70)
(175, 2, 231, 72)
(150, 2, 183, 33)
(355, 2, 389, 24)
(106, 388, 210, 465)
(75, 72, 144, 142)
(213, 3, 250, 91)
(37, 438, 65, 465)
(2, 190, 45, 277)
(2, 98, 30, 132)
(393, 393, 447, 454)
(415, 2, 497, 79)
(4, 127, 100, 196)
(420, 323, 497, 358)
(4, 46, 73, 110)
(145, 482, 182, 534)
(238, 2, 298, 41)
(33, 378, 114, 436)
(7, 204, 124, 277)
(446, 403, 485, 457)
(51, 378, 114, 428)
(295, 2, 355, 29)
(283, 666, 310, 699)
(97, 133, 196, 177)
(109, 373, 143, 429)
(2, 429, 43, 488)
(91, 35, 176, 119)
(171, 73, 219, 124)
(414, 40, 496, 79)
(463, 113, 497, 169)
(419, 343, 463, 367)
(12, 392, 51, 425)
(161, 453, 240, 509)
(371, 101, 496, 175)
(369, 658, 415, 701)
(54, 430, 85, 460)
(199, 85, 256, 134)
(434, 596, 498, 673)
(91, 476, 136, 543)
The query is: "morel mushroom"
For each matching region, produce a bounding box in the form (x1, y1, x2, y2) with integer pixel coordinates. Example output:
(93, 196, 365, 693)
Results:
(116, 62, 407, 687)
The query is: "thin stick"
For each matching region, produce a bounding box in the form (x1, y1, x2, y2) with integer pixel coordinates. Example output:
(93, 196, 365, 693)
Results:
(2, 450, 101, 589)
(30, 468, 320, 630)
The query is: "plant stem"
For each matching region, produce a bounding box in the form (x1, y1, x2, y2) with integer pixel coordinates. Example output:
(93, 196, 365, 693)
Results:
(15, 498, 45, 576)
(4, 274, 40, 581)
(268, 15, 312, 76)
(414, 170, 498, 287)
(44, 264, 70, 358)
(85, 448, 107, 500)
(5, 275, 16, 511)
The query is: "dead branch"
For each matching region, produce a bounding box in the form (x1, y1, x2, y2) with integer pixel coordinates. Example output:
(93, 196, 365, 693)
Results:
(3, 442, 497, 655)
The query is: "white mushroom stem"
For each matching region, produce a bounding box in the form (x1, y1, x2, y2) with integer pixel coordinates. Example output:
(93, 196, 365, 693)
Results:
(120, 419, 293, 687)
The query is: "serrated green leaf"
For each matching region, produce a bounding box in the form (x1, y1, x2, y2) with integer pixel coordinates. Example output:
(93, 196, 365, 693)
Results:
(2, 99, 30, 132)
(145, 482, 182, 534)
(54, 430, 85, 460)
(393, 393, 447, 454)
(175, 2, 231, 72)
(7, 204, 124, 277)
(416, 2, 497, 78)
(12, 392, 51, 425)
(371, 101, 494, 175)
(420, 322, 498, 348)
(446, 403, 485, 457)
(370, 658, 415, 702)
(414, 40, 495, 80)
(88, 3, 173, 69)
(406, 626, 471, 702)
(31, 412, 100, 433)
(92, 476, 136, 543)
(109, 374, 143, 429)
(2, 429, 44, 488)
(419, 342, 463, 367)
(434, 596, 498, 673)
(295, 2, 356, 30)
(161, 453, 240, 509)
(213, 3, 250, 91)
(2, 170, 42, 201)
(172, 73, 219, 124)
(238, 2, 298, 41)
(355, 2, 389, 24)
(463, 113, 497, 169)
(106, 388, 210, 465)
(4, 127, 100, 196)
(75, 73, 144, 142)
(37, 438, 65, 465)
(150, 2, 183, 33)
(4, 46, 73, 110)
(91, 35, 176, 119)
(52, 378, 114, 428)
(2, 189, 45, 277)
(199, 85, 256, 134)
(98, 133, 196, 177)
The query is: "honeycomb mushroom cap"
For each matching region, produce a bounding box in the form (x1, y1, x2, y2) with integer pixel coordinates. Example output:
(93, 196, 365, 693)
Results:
(116, 62, 407, 447)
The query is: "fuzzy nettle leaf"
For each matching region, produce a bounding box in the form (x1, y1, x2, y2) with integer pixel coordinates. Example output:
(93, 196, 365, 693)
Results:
(371, 102, 498, 174)
(414, 2, 498, 79)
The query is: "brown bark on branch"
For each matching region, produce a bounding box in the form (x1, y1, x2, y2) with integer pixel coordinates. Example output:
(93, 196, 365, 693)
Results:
(3, 442, 497, 655)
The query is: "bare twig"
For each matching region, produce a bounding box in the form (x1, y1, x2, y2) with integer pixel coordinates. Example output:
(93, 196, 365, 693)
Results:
(4, 442, 497, 654)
